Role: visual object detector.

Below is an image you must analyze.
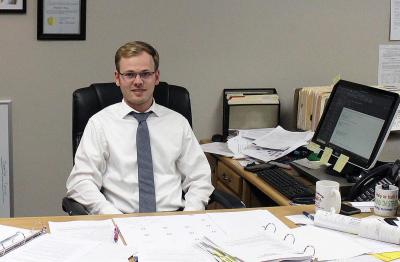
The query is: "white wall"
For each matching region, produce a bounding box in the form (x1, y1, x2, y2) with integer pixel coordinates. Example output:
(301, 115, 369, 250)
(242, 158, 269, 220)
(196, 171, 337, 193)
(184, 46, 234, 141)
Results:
(0, 0, 394, 216)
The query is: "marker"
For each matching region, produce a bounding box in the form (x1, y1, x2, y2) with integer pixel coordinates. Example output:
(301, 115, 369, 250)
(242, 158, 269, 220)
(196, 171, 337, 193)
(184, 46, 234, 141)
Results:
(303, 211, 314, 221)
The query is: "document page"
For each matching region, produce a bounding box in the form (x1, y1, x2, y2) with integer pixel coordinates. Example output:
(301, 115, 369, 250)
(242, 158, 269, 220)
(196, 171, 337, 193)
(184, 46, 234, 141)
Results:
(206, 233, 311, 262)
(48, 219, 120, 244)
(391, 0, 400, 40)
(253, 126, 313, 151)
(206, 210, 290, 239)
(114, 214, 222, 261)
(200, 142, 234, 157)
(0, 224, 33, 241)
(0, 234, 133, 262)
(291, 225, 369, 261)
(378, 45, 400, 86)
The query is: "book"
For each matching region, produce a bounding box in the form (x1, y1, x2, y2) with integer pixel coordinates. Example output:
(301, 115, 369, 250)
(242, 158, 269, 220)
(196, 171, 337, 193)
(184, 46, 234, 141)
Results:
(0, 224, 46, 257)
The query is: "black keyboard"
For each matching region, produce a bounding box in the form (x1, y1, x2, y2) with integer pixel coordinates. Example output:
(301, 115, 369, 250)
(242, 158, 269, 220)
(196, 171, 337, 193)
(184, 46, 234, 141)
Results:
(257, 168, 314, 200)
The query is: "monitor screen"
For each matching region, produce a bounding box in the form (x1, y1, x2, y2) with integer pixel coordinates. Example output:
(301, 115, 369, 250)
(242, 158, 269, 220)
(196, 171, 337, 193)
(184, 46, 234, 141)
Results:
(312, 80, 400, 171)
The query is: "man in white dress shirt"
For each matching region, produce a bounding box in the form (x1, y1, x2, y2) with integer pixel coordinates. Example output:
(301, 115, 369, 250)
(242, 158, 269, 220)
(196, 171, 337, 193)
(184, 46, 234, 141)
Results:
(66, 41, 214, 214)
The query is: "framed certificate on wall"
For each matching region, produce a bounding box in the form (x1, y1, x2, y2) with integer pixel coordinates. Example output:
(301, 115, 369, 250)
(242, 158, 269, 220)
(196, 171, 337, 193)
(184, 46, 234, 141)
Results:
(37, 0, 86, 40)
(0, 0, 26, 14)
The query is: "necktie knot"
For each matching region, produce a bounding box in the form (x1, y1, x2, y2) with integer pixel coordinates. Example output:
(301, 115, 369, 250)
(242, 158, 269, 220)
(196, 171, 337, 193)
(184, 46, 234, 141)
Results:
(132, 112, 152, 123)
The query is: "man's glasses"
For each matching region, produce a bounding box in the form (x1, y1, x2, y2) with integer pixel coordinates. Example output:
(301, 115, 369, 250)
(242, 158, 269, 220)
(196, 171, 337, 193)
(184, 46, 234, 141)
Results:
(119, 71, 155, 81)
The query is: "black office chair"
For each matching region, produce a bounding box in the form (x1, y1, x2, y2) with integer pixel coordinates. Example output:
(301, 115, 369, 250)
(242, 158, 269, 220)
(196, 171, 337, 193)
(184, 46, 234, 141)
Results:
(62, 82, 245, 215)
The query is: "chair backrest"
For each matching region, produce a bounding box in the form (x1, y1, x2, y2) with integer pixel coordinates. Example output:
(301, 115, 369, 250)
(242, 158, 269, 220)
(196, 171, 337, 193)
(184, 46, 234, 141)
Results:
(72, 82, 192, 159)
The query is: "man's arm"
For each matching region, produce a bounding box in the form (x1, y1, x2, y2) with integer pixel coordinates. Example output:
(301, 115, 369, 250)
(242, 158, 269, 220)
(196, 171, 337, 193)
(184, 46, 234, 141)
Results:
(178, 123, 214, 211)
(66, 120, 122, 215)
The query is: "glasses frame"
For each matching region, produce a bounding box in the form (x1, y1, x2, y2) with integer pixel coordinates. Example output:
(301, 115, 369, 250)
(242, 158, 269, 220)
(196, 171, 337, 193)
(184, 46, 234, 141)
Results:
(118, 71, 156, 81)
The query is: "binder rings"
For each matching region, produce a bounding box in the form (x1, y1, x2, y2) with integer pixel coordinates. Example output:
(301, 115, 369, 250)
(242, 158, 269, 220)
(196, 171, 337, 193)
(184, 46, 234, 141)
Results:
(0, 225, 47, 257)
(197, 221, 315, 261)
(223, 88, 279, 137)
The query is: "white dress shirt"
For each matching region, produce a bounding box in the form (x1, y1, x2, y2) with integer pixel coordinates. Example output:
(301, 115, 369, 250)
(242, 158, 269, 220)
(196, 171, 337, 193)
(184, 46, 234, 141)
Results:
(66, 99, 214, 214)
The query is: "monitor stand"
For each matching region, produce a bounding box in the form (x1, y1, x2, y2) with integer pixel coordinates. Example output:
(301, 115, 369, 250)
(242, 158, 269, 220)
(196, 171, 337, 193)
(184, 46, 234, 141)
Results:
(290, 162, 355, 197)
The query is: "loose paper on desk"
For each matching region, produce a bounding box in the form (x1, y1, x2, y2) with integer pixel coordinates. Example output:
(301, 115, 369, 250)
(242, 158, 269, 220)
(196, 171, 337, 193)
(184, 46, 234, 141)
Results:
(113, 210, 292, 261)
(113, 213, 222, 261)
(0, 234, 134, 262)
(291, 225, 369, 261)
(227, 133, 252, 158)
(48, 219, 123, 245)
(237, 128, 273, 140)
(0, 224, 33, 241)
(200, 142, 234, 157)
(200, 233, 311, 262)
(252, 126, 313, 151)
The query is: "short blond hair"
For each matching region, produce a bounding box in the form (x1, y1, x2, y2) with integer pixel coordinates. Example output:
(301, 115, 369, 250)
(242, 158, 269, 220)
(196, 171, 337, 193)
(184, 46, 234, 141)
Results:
(114, 41, 159, 72)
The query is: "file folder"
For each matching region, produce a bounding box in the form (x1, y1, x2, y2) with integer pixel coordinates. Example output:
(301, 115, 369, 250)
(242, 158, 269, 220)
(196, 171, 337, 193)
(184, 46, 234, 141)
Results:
(223, 88, 279, 137)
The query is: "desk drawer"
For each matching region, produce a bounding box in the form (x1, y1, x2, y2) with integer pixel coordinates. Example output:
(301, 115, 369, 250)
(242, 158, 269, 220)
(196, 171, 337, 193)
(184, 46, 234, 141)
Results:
(216, 162, 242, 194)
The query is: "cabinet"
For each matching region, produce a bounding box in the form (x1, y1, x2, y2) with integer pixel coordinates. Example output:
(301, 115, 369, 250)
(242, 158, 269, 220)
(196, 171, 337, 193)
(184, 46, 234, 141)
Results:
(206, 153, 314, 208)
(208, 154, 279, 207)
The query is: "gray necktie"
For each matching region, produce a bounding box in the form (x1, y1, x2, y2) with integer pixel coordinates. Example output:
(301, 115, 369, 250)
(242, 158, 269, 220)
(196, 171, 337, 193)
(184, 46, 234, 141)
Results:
(132, 112, 156, 212)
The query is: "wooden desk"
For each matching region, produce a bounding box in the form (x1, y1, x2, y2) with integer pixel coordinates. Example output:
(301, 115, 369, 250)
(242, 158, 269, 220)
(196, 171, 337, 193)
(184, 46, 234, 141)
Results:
(0, 206, 314, 231)
(208, 154, 314, 207)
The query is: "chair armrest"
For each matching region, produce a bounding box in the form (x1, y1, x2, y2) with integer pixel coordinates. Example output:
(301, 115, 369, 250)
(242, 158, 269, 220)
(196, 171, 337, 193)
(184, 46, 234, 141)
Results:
(62, 197, 90, 216)
(209, 189, 245, 209)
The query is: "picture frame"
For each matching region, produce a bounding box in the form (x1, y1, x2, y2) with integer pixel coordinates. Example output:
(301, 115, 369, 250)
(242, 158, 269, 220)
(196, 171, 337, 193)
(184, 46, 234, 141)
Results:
(0, 0, 26, 14)
(37, 0, 86, 40)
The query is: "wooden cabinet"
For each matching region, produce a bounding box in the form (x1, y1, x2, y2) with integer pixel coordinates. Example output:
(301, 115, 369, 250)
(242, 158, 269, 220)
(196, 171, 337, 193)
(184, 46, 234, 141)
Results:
(207, 153, 301, 208)
(216, 161, 242, 197)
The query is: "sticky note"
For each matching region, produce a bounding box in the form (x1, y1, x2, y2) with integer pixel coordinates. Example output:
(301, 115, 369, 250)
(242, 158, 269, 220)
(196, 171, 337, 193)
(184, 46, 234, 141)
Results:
(333, 154, 349, 173)
(373, 251, 400, 262)
(319, 147, 333, 164)
(306, 142, 320, 153)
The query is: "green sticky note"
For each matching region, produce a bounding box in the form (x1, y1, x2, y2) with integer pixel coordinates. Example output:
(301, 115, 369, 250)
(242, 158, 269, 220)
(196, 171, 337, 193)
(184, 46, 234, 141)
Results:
(333, 154, 349, 172)
(320, 147, 333, 164)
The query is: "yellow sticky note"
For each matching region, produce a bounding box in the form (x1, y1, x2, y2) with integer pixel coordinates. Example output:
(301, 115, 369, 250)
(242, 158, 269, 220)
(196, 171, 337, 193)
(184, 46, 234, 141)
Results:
(333, 154, 349, 173)
(306, 142, 320, 153)
(373, 251, 400, 261)
(319, 147, 333, 164)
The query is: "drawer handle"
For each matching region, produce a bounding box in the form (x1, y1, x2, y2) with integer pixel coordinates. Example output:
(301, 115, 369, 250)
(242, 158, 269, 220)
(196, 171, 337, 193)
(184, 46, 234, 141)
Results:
(222, 173, 231, 182)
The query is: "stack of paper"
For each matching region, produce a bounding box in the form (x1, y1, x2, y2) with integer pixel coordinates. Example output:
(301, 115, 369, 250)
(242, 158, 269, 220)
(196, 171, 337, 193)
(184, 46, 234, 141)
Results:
(202, 126, 313, 164)
(226, 92, 279, 105)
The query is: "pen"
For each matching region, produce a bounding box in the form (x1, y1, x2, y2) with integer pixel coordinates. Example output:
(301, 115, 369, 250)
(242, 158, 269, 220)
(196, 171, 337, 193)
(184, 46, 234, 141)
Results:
(303, 211, 314, 221)
(113, 225, 119, 243)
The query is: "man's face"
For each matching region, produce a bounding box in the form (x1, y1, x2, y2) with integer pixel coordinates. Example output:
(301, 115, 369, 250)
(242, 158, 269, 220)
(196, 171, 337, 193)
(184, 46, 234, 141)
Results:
(115, 52, 160, 112)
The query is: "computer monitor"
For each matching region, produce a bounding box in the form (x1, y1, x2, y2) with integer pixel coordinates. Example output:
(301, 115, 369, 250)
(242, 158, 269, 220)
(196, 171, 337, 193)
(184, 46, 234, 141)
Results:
(312, 80, 400, 175)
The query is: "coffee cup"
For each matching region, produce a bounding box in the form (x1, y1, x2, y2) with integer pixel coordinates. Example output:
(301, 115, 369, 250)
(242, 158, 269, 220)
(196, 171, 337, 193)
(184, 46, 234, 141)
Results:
(315, 180, 341, 213)
(374, 184, 399, 217)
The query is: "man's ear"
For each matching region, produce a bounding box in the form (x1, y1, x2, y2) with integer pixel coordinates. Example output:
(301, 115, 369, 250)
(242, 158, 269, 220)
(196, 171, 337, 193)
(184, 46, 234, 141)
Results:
(114, 70, 120, 87)
(154, 69, 160, 85)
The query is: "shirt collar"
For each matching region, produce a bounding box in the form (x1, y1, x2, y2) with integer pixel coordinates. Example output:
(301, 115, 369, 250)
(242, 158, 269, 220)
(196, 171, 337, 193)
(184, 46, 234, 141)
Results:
(119, 99, 162, 119)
